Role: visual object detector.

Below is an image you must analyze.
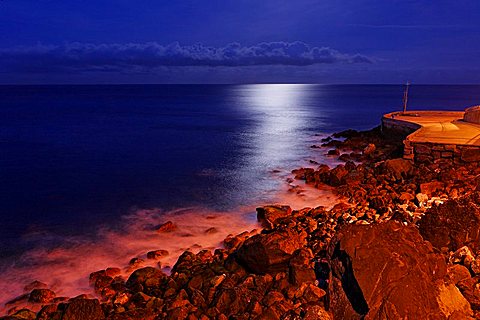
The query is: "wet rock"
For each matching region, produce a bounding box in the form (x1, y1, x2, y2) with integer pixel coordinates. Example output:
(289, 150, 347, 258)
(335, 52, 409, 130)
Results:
(204, 227, 218, 234)
(156, 221, 177, 233)
(59, 298, 105, 320)
(363, 143, 376, 155)
(292, 168, 314, 180)
(28, 289, 56, 303)
(327, 149, 339, 156)
(23, 281, 47, 292)
(2, 309, 36, 320)
(105, 268, 121, 277)
(256, 205, 292, 229)
(236, 229, 307, 274)
(333, 129, 359, 139)
(36, 304, 59, 320)
(126, 267, 166, 295)
(128, 258, 145, 268)
(328, 221, 472, 319)
(328, 165, 348, 186)
(147, 250, 169, 260)
(419, 198, 480, 251)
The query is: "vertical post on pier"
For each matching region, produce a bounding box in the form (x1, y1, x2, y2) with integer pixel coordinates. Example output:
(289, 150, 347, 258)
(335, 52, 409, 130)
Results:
(402, 81, 410, 114)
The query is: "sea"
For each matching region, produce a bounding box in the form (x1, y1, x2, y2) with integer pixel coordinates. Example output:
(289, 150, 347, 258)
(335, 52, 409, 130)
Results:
(1, 84, 480, 309)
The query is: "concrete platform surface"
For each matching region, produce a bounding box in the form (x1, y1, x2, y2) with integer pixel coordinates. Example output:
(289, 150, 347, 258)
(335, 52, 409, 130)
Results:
(384, 111, 480, 146)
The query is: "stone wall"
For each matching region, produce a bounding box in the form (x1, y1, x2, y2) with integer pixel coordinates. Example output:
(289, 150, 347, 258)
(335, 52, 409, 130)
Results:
(382, 116, 420, 135)
(404, 140, 480, 164)
(464, 105, 480, 125)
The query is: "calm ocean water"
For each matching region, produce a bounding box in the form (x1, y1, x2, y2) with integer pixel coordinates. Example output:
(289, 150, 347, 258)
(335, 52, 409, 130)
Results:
(1, 84, 480, 306)
(1, 84, 480, 252)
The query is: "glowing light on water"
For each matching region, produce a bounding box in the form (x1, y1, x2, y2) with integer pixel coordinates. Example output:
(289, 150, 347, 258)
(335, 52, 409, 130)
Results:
(0, 84, 341, 314)
(235, 84, 319, 161)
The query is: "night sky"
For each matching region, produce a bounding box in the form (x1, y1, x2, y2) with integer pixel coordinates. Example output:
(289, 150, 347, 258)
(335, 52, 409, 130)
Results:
(1, 0, 480, 84)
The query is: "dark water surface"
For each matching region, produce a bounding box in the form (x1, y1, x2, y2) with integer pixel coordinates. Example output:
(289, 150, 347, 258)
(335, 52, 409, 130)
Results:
(1, 84, 479, 253)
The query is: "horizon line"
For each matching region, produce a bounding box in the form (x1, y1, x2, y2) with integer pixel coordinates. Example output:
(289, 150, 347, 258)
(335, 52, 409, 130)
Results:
(1, 83, 480, 86)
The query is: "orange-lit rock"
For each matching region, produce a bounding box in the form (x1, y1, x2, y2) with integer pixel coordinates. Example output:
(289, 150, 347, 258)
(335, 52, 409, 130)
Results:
(155, 221, 177, 233)
(328, 221, 472, 319)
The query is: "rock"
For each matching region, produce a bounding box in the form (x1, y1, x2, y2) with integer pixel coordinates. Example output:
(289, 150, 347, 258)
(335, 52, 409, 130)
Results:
(256, 205, 292, 229)
(328, 165, 348, 186)
(419, 198, 480, 251)
(89, 270, 113, 288)
(416, 193, 428, 207)
(328, 221, 472, 319)
(128, 258, 145, 268)
(4, 309, 37, 320)
(363, 143, 376, 155)
(105, 268, 121, 277)
(333, 129, 359, 139)
(28, 289, 56, 303)
(156, 221, 177, 233)
(420, 181, 444, 197)
(126, 267, 166, 295)
(236, 229, 307, 274)
(471, 259, 480, 275)
(399, 192, 415, 202)
(303, 305, 333, 320)
(36, 304, 59, 320)
(299, 283, 326, 303)
(113, 292, 130, 305)
(450, 246, 475, 267)
(288, 249, 316, 286)
(327, 149, 340, 156)
(292, 167, 315, 180)
(204, 227, 218, 234)
(263, 290, 285, 307)
(457, 276, 480, 310)
(23, 281, 48, 292)
(59, 298, 105, 320)
(384, 158, 413, 180)
(147, 250, 169, 260)
(448, 264, 472, 285)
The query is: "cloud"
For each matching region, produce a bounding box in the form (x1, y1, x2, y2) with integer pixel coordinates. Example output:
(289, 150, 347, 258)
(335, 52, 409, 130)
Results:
(0, 41, 372, 74)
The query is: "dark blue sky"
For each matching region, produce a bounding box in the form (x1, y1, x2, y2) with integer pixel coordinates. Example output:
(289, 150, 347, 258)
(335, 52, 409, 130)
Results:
(1, 0, 480, 84)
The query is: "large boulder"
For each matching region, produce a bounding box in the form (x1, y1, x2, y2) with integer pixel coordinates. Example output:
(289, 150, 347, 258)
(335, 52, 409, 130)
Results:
(256, 205, 292, 229)
(419, 198, 480, 251)
(126, 267, 167, 295)
(236, 229, 307, 274)
(328, 221, 472, 319)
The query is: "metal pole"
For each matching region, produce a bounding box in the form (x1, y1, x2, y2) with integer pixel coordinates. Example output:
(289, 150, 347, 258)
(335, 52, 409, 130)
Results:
(403, 82, 410, 113)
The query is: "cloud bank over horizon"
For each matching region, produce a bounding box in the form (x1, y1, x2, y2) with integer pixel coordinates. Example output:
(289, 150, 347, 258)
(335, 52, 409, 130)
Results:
(0, 41, 372, 74)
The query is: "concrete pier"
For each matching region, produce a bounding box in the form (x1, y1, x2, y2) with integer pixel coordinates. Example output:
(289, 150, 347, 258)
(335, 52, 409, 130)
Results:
(382, 109, 480, 164)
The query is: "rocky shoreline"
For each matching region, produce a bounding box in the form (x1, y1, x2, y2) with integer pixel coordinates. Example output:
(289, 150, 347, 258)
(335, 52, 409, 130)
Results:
(3, 126, 480, 319)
